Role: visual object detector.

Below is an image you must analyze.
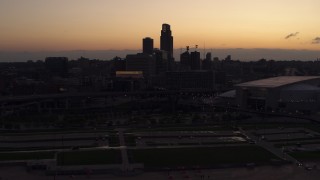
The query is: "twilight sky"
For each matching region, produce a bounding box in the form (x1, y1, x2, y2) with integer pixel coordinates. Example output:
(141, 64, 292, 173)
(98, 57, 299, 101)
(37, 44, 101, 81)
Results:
(0, 0, 320, 60)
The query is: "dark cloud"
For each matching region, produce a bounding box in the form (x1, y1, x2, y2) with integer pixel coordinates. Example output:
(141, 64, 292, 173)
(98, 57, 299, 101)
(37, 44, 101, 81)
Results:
(312, 37, 320, 44)
(285, 32, 299, 39)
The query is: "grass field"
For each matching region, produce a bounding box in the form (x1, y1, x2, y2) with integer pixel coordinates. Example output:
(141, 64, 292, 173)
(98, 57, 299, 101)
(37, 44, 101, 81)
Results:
(57, 149, 121, 166)
(124, 134, 136, 146)
(0, 151, 55, 161)
(108, 135, 120, 147)
(128, 146, 279, 168)
(289, 151, 320, 160)
(274, 141, 320, 148)
(129, 126, 233, 133)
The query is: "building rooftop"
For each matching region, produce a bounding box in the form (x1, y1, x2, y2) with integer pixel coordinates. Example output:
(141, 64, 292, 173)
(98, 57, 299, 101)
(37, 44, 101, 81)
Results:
(116, 71, 143, 78)
(218, 90, 236, 98)
(236, 76, 320, 88)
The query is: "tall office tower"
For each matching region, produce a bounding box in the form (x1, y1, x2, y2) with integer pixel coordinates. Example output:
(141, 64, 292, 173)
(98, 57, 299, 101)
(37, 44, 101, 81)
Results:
(206, 52, 212, 61)
(190, 51, 201, 70)
(202, 52, 212, 70)
(180, 46, 191, 70)
(143, 37, 154, 54)
(160, 24, 173, 58)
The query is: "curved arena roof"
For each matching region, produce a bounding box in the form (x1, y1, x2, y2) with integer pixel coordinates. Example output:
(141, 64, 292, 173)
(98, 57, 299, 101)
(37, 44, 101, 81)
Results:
(236, 76, 320, 88)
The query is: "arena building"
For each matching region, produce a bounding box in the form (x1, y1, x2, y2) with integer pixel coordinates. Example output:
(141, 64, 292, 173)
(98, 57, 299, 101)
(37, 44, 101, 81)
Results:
(235, 76, 320, 114)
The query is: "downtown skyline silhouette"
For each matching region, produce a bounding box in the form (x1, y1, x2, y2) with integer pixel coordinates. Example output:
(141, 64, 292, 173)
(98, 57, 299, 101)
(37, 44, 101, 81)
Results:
(1, 0, 320, 61)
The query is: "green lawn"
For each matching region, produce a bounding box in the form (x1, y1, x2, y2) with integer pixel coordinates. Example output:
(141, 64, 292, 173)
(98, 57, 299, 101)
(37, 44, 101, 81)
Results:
(130, 126, 233, 133)
(57, 149, 121, 166)
(274, 141, 320, 148)
(108, 135, 120, 147)
(0, 151, 55, 161)
(268, 137, 320, 142)
(304, 125, 320, 134)
(124, 134, 136, 146)
(128, 146, 278, 168)
(289, 151, 320, 160)
(0, 130, 117, 136)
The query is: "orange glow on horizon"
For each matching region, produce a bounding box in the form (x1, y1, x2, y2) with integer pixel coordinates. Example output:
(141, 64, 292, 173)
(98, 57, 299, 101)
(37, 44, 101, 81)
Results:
(0, 0, 320, 52)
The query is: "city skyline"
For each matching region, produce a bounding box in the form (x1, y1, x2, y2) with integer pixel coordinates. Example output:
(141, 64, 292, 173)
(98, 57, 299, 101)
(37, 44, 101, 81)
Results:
(1, 0, 320, 61)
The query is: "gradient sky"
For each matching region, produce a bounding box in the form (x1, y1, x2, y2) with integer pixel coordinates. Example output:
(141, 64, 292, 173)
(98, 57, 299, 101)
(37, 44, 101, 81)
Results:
(1, 0, 320, 52)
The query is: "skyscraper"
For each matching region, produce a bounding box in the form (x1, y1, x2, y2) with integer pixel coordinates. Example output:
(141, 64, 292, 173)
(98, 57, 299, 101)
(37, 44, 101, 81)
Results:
(143, 37, 153, 55)
(180, 47, 191, 70)
(190, 51, 201, 70)
(160, 24, 173, 59)
(202, 52, 212, 70)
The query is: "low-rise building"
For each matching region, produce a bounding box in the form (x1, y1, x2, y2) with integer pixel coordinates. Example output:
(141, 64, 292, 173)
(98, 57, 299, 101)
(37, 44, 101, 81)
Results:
(166, 70, 225, 91)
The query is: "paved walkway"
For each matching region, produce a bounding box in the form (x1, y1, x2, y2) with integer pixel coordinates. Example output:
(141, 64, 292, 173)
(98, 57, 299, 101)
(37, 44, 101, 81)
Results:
(239, 127, 301, 165)
(116, 128, 130, 171)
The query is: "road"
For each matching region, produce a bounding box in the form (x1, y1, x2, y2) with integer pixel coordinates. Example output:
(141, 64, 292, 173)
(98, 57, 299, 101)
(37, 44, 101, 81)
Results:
(1, 163, 320, 180)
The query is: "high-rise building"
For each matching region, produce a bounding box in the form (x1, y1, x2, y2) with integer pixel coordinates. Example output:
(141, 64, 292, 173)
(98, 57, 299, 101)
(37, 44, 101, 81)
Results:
(202, 52, 212, 70)
(225, 55, 232, 61)
(160, 24, 173, 59)
(180, 48, 191, 70)
(190, 51, 201, 70)
(153, 49, 168, 74)
(143, 37, 153, 54)
(206, 52, 212, 61)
